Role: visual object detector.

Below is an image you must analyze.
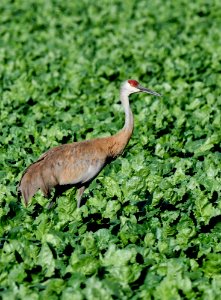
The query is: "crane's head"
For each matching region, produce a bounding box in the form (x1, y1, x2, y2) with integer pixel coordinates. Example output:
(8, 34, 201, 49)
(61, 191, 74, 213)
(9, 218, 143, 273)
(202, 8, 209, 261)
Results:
(121, 79, 161, 97)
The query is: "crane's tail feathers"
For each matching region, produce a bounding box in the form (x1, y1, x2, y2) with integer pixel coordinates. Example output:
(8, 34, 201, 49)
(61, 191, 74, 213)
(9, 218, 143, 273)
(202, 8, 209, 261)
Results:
(18, 162, 44, 206)
(18, 158, 56, 206)
(18, 180, 39, 207)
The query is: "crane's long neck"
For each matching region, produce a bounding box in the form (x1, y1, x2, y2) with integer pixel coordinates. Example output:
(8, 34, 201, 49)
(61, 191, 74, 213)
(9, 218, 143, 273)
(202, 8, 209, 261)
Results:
(107, 90, 134, 158)
(121, 91, 134, 131)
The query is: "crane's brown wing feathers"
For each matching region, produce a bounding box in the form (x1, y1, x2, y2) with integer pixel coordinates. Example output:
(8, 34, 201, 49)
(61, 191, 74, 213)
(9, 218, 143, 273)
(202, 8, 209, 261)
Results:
(18, 140, 107, 205)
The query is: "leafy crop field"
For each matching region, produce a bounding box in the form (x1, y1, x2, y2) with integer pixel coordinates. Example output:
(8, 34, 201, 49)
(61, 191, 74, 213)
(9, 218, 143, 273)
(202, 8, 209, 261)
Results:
(1, 0, 221, 299)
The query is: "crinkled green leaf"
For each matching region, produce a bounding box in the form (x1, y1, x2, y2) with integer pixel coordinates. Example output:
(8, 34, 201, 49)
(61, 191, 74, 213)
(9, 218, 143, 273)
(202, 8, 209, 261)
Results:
(37, 243, 55, 277)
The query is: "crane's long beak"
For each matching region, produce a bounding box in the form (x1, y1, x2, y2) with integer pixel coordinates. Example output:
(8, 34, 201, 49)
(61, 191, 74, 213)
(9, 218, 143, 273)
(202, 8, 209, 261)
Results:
(138, 85, 161, 97)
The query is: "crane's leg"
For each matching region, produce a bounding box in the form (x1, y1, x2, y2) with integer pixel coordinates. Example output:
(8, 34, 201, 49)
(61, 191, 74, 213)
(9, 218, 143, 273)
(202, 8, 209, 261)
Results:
(47, 186, 62, 209)
(47, 185, 87, 209)
(77, 186, 86, 208)
(48, 195, 56, 209)
(43, 189, 51, 199)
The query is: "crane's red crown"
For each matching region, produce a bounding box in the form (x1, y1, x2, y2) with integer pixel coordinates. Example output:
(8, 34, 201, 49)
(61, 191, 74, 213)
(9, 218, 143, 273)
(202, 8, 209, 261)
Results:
(128, 79, 139, 87)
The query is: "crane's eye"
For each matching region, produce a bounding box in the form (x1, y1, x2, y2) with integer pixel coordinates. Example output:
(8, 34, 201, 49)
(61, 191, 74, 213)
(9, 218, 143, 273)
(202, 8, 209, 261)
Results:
(128, 79, 139, 87)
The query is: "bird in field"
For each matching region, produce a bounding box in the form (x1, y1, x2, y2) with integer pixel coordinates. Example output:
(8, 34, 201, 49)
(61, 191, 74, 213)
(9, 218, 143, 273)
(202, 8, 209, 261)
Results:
(18, 79, 161, 209)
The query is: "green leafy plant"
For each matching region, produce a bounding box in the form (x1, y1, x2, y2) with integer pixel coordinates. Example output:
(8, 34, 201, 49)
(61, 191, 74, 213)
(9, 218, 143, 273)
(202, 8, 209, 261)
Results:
(1, 0, 221, 299)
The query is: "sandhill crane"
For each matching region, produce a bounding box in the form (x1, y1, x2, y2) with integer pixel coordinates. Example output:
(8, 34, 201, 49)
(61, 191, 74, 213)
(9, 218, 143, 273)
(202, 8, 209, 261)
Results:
(18, 80, 161, 208)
